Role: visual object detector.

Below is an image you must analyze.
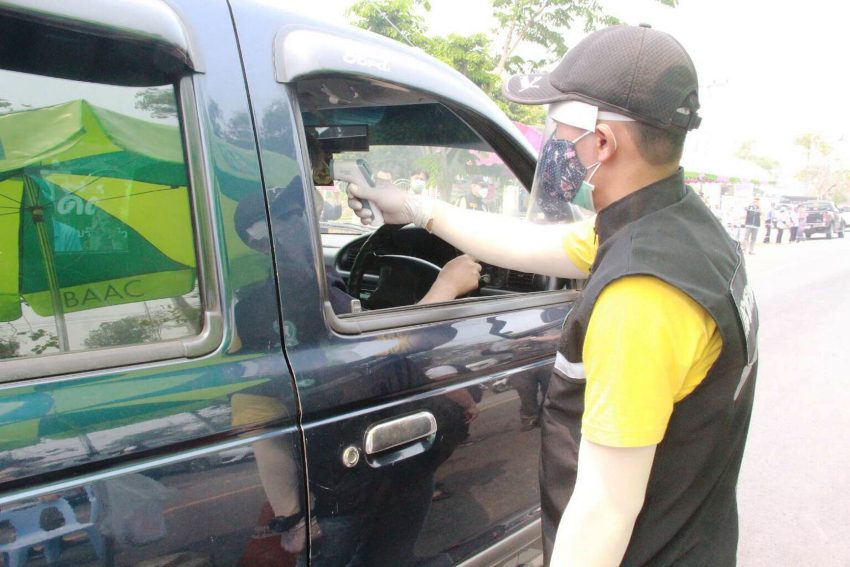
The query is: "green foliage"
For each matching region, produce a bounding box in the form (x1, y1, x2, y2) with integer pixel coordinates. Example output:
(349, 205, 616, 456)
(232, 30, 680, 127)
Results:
(25, 329, 59, 356)
(134, 87, 178, 119)
(0, 98, 31, 115)
(347, 0, 432, 48)
(499, 100, 547, 125)
(735, 139, 778, 176)
(429, 33, 500, 93)
(347, 0, 675, 127)
(795, 133, 832, 161)
(84, 304, 192, 349)
(85, 316, 160, 348)
(427, 33, 548, 123)
(347, 1, 541, 124)
(794, 133, 839, 199)
(491, 0, 621, 76)
(832, 171, 850, 204)
(0, 328, 61, 358)
(84, 312, 173, 348)
(0, 334, 19, 359)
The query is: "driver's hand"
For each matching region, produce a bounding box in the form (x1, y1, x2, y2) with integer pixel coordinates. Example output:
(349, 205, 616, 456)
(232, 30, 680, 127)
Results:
(347, 183, 430, 226)
(433, 254, 483, 298)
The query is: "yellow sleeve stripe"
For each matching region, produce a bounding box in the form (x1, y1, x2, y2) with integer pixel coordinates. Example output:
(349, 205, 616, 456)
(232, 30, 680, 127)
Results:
(561, 217, 597, 275)
(580, 275, 722, 448)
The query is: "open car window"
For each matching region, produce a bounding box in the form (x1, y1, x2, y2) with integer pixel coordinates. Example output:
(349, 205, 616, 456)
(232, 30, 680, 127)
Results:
(294, 76, 561, 316)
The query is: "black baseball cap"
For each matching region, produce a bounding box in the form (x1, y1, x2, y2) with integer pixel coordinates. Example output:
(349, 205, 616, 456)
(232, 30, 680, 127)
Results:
(503, 24, 701, 131)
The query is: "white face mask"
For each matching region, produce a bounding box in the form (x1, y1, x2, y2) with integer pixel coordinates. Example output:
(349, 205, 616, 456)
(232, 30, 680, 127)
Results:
(569, 124, 615, 212)
(571, 162, 601, 211)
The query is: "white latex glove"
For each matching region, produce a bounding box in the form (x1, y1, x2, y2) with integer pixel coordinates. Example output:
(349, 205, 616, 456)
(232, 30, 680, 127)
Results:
(347, 183, 432, 227)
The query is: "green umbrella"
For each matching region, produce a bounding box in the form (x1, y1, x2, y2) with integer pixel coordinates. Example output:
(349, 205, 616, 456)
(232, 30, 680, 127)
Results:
(0, 100, 197, 351)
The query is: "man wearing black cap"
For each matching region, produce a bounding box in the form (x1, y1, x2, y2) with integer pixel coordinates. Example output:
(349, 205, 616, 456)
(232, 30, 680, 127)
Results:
(347, 24, 758, 567)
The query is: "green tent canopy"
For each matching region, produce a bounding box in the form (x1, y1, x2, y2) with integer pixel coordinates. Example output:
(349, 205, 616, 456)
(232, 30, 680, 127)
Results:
(0, 100, 196, 339)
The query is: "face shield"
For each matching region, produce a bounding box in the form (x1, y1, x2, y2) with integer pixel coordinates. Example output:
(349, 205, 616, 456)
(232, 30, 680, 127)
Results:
(525, 101, 634, 223)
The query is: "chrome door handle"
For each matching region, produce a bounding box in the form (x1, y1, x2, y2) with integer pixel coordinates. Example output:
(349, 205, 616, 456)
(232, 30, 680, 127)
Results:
(364, 411, 437, 455)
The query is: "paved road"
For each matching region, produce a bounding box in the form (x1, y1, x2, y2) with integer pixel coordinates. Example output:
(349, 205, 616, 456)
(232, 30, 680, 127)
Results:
(737, 234, 850, 566)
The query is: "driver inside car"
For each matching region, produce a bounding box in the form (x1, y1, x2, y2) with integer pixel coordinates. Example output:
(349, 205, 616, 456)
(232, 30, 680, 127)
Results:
(234, 175, 482, 315)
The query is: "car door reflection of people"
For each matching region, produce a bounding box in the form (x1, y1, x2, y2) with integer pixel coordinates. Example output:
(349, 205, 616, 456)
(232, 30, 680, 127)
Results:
(485, 314, 562, 431)
(231, 165, 482, 565)
(307, 339, 482, 567)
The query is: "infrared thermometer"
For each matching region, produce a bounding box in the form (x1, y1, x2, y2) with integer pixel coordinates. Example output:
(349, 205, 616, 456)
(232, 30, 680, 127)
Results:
(330, 158, 385, 225)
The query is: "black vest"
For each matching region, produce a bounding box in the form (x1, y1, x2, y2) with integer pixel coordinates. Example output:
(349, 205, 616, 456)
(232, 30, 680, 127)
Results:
(556, 170, 758, 566)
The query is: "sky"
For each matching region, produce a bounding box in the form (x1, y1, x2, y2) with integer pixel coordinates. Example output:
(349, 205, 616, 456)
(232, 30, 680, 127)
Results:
(292, 0, 850, 188)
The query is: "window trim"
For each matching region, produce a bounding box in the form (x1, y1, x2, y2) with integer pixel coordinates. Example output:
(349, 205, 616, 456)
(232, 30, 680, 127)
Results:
(325, 290, 578, 335)
(1, 76, 223, 382)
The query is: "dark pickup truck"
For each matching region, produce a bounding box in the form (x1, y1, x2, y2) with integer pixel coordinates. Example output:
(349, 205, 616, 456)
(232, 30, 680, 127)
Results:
(0, 1, 571, 566)
(803, 200, 845, 239)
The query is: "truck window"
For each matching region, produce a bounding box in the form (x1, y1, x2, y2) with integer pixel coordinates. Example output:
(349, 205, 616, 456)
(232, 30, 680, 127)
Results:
(0, 70, 202, 362)
(294, 76, 546, 314)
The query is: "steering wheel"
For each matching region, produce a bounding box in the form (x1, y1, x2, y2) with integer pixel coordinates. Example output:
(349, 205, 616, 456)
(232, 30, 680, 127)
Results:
(348, 224, 442, 309)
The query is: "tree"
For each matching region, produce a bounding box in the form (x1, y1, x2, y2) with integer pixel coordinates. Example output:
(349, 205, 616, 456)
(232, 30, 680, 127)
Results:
(430, 33, 500, 93)
(795, 133, 831, 168)
(428, 32, 547, 124)
(134, 87, 178, 119)
(1, 328, 60, 357)
(0, 333, 20, 359)
(795, 133, 835, 199)
(0, 98, 31, 115)
(491, 0, 678, 77)
(347, 0, 677, 125)
(492, 0, 609, 76)
(735, 139, 778, 179)
(347, 1, 542, 123)
(85, 315, 163, 348)
(347, 0, 432, 48)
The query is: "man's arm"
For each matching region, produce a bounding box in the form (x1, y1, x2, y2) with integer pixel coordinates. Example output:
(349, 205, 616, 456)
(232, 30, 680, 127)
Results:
(428, 200, 590, 279)
(551, 438, 656, 567)
(347, 184, 591, 279)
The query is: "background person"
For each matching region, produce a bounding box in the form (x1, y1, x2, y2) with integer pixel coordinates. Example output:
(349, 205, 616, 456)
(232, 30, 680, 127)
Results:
(409, 169, 431, 197)
(774, 205, 790, 244)
(453, 175, 490, 212)
(762, 203, 775, 243)
(789, 206, 799, 242)
(797, 204, 808, 241)
(347, 24, 758, 567)
(742, 197, 762, 254)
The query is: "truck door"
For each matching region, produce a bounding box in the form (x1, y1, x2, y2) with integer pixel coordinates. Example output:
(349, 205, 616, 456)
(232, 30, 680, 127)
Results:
(0, 2, 307, 565)
(229, 5, 575, 565)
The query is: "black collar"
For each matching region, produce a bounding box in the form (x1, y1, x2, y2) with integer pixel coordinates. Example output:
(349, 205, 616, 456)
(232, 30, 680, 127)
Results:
(594, 168, 686, 244)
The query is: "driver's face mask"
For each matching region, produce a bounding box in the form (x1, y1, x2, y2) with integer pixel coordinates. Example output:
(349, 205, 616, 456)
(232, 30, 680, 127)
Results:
(532, 131, 598, 221)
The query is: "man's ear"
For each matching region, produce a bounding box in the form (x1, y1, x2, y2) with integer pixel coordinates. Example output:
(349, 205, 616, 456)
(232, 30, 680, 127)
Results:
(594, 123, 619, 162)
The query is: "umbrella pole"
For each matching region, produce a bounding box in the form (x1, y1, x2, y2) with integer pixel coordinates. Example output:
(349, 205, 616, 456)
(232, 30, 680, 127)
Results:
(23, 176, 70, 352)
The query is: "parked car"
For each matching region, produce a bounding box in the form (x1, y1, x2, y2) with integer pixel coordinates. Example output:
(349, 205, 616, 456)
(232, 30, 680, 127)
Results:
(0, 1, 569, 566)
(802, 200, 845, 239)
